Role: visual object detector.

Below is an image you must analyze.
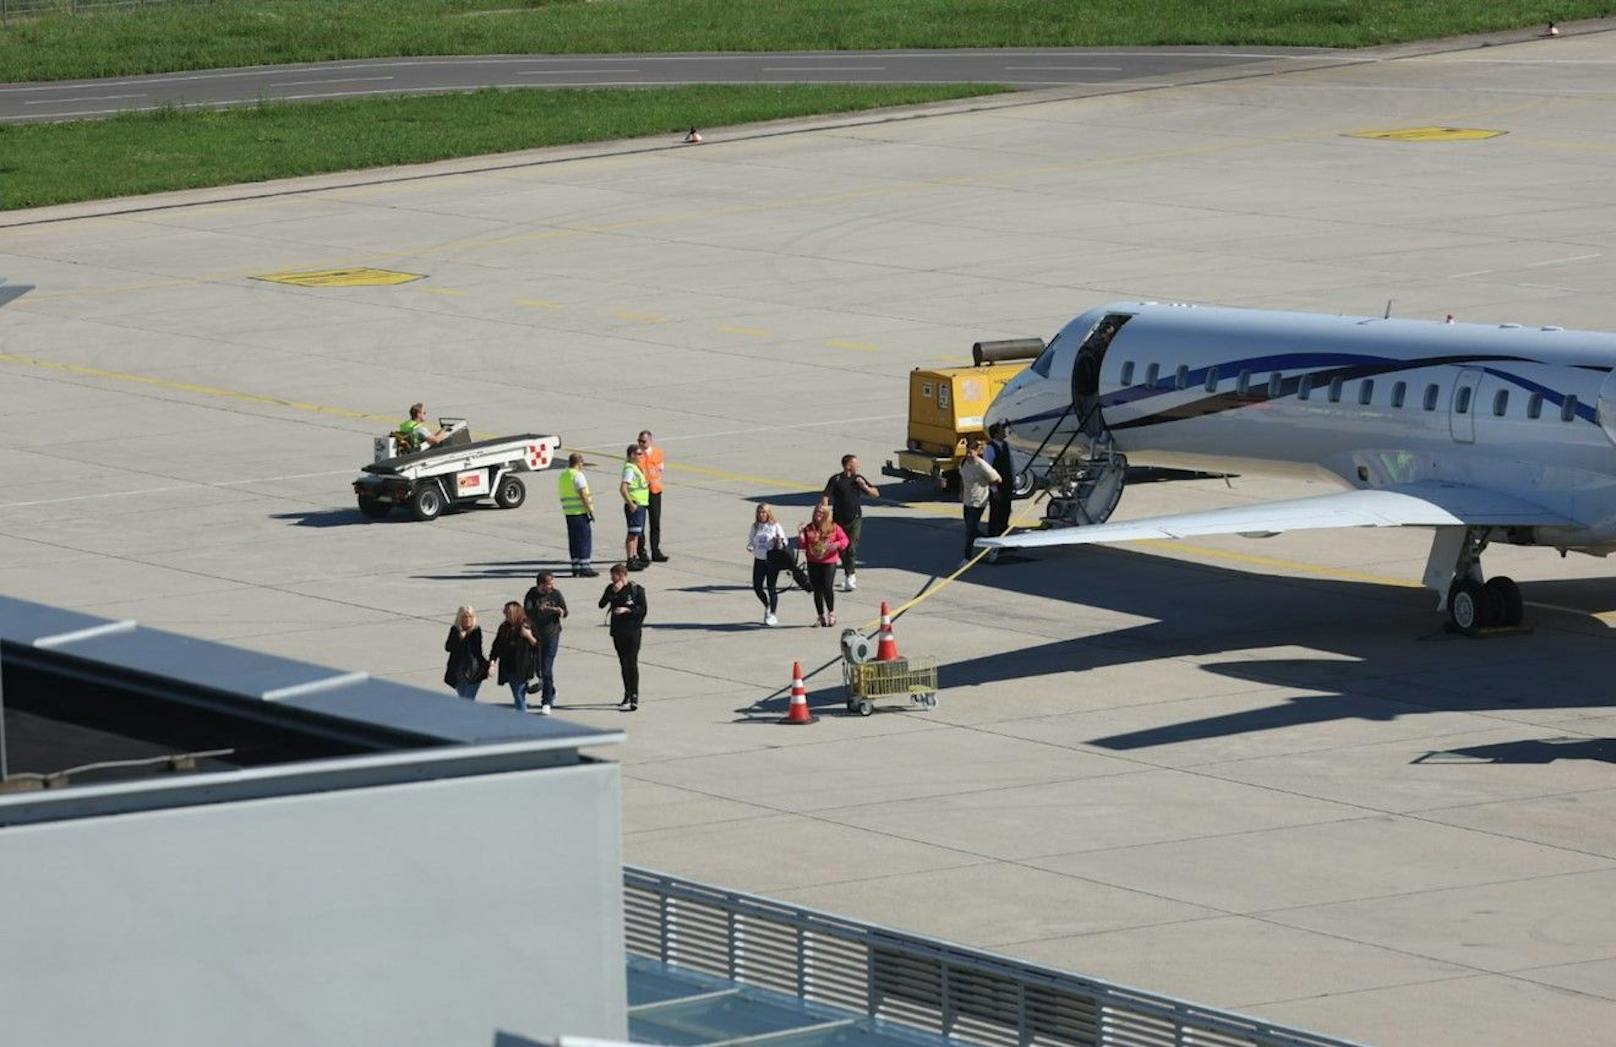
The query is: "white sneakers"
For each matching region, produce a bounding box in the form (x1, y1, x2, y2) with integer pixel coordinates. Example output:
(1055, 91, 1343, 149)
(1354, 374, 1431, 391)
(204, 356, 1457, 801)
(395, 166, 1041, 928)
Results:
(843, 574, 858, 592)
(539, 704, 552, 716)
(764, 612, 778, 627)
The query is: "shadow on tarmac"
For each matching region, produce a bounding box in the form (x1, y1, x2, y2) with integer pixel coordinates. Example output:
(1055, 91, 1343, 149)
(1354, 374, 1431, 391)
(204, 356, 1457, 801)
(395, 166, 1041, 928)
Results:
(1413, 737, 1616, 765)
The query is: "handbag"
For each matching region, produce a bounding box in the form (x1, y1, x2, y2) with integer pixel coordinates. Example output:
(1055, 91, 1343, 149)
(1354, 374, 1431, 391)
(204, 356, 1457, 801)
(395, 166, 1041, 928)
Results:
(765, 533, 798, 571)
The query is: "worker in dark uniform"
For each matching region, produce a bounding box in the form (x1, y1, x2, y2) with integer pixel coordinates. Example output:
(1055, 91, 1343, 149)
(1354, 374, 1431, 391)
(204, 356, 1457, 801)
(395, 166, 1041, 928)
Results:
(984, 422, 1016, 541)
(823, 454, 877, 592)
(599, 563, 648, 711)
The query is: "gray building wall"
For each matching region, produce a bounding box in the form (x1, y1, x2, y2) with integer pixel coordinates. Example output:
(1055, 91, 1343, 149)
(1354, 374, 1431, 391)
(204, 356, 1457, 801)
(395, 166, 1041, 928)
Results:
(0, 761, 625, 1047)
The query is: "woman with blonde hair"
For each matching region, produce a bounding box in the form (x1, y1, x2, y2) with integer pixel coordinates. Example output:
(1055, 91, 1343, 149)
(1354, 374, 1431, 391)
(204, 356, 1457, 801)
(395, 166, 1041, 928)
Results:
(798, 502, 849, 627)
(745, 503, 808, 626)
(443, 605, 488, 700)
(487, 601, 539, 712)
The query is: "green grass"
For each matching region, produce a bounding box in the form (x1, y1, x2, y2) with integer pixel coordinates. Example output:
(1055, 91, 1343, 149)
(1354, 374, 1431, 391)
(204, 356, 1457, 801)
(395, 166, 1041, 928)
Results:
(0, 83, 1005, 210)
(3, 0, 1613, 82)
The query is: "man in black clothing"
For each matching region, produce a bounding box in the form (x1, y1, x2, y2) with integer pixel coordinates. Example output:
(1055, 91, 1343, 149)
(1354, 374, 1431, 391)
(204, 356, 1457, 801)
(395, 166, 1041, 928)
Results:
(599, 563, 648, 711)
(984, 422, 1016, 544)
(823, 454, 878, 591)
(523, 571, 568, 715)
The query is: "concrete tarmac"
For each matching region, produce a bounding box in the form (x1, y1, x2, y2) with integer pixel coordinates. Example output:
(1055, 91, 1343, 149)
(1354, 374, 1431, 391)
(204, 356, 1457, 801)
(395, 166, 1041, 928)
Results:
(4, 32, 1616, 1047)
(0, 47, 1340, 122)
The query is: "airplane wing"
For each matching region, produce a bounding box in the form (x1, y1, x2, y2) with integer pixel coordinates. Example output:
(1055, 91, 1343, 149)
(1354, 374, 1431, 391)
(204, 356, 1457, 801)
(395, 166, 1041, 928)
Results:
(978, 482, 1575, 550)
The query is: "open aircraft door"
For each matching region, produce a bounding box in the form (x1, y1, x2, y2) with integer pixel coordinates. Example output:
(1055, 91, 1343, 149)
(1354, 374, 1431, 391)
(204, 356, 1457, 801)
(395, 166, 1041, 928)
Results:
(1449, 367, 1483, 444)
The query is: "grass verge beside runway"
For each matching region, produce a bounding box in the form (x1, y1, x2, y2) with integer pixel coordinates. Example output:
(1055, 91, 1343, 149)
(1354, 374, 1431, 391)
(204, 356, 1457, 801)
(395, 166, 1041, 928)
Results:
(3, 0, 1614, 81)
(0, 83, 1004, 210)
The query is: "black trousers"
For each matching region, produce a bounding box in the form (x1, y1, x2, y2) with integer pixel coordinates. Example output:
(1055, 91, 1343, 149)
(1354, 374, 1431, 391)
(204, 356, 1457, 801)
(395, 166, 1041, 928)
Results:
(988, 493, 1012, 537)
(807, 562, 837, 616)
(752, 558, 780, 613)
(612, 627, 641, 699)
(963, 503, 986, 560)
(647, 490, 663, 556)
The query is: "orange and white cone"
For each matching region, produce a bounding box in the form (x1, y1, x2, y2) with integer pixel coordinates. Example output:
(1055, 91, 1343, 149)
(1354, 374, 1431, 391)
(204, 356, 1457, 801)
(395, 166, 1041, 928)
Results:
(875, 601, 901, 662)
(781, 660, 817, 724)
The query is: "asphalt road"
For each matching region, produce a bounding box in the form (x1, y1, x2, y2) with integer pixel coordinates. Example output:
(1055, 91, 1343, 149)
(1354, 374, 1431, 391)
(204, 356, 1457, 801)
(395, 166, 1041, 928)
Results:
(0, 47, 1341, 122)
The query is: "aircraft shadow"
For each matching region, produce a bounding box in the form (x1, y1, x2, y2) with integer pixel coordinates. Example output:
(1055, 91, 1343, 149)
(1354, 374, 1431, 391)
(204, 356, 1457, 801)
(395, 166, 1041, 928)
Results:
(1412, 737, 1616, 765)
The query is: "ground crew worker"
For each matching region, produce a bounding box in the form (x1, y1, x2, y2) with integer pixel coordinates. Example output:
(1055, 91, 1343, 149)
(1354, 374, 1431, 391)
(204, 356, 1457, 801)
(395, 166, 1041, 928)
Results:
(984, 421, 1016, 541)
(620, 444, 651, 572)
(397, 402, 447, 450)
(636, 429, 670, 565)
(557, 452, 598, 578)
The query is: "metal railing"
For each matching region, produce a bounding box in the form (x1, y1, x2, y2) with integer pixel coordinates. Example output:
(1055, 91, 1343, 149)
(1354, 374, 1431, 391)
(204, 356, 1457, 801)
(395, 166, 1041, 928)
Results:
(624, 867, 1366, 1047)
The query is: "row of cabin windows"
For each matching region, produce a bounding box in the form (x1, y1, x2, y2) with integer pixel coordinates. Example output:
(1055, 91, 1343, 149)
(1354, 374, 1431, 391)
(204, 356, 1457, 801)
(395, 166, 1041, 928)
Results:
(1119, 361, 1580, 422)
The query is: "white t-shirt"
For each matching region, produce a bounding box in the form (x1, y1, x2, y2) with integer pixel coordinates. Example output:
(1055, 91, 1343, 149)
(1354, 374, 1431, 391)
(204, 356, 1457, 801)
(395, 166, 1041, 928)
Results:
(570, 472, 590, 493)
(746, 521, 786, 560)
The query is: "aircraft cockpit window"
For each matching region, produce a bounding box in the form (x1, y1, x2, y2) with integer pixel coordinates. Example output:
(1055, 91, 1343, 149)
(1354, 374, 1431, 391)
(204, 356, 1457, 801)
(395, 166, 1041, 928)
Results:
(1268, 372, 1283, 398)
(1563, 394, 1579, 422)
(1175, 365, 1189, 390)
(1145, 363, 1160, 388)
(1456, 387, 1472, 414)
(1493, 390, 1509, 417)
(1359, 380, 1375, 406)
(1205, 366, 1219, 393)
(1528, 392, 1543, 419)
(1120, 362, 1135, 386)
(1424, 384, 1439, 411)
(1298, 374, 1313, 400)
(1328, 377, 1344, 403)
(1029, 341, 1058, 378)
(1391, 381, 1406, 408)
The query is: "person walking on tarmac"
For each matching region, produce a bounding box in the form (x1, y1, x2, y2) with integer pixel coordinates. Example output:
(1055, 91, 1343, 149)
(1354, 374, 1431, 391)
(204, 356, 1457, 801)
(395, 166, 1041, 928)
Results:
(523, 572, 568, 714)
(958, 438, 1001, 569)
(487, 601, 539, 713)
(557, 452, 598, 578)
(636, 430, 670, 565)
(599, 563, 648, 710)
(619, 445, 651, 572)
(799, 502, 850, 628)
(824, 454, 877, 592)
(745, 503, 809, 627)
(984, 422, 1016, 543)
(398, 402, 448, 451)
(443, 606, 488, 700)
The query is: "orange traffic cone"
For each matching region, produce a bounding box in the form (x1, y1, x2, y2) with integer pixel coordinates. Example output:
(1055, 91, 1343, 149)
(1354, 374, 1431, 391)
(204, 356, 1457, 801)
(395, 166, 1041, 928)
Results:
(684, 126, 703, 143)
(875, 601, 901, 662)
(781, 661, 816, 724)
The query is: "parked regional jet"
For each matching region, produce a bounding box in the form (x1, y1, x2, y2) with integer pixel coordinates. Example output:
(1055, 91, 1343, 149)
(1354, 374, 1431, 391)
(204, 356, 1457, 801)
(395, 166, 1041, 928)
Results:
(978, 302, 1616, 634)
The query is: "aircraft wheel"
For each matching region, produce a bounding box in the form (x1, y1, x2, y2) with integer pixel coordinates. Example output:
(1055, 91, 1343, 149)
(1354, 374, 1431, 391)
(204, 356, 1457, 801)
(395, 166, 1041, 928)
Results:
(1448, 578, 1487, 636)
(356, 496, 392, 519)
(1486, 576, 1524, 627)
(410, 482, 445, 522)
(495, 475, 527, 510)
(1012, 469, 1038, 499)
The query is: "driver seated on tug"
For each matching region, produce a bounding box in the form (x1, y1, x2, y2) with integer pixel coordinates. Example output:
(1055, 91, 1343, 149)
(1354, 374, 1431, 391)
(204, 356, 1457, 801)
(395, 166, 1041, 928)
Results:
(396, 402, 448, 452)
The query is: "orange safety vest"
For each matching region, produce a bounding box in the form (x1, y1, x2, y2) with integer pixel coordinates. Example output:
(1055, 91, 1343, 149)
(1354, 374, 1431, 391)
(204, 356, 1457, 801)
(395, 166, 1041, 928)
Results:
(642, 444, 665, 494)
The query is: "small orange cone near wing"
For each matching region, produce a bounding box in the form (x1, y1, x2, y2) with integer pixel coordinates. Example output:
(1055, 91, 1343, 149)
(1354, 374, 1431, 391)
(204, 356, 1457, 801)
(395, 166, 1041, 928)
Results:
(781, 660, 817, 724)
(875, 601, 901, 662)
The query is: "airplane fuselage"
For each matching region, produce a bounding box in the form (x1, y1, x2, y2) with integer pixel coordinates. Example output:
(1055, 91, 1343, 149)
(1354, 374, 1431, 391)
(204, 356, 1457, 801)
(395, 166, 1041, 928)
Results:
(989, 302, 1616, 549)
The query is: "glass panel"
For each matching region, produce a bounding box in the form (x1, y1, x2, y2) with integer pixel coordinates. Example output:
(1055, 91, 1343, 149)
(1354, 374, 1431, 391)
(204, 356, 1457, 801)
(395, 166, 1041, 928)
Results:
(1120, 362, 1135, 386)
(1237, 370, 1251, 396)
(1145, 363, 1159, 388)
(1391, 381, 1406, 408)
(1268, 372, 1283, 398)
(1359, 380, 1374, 406)
(1328, 377, 1344, 403)
(1528, 392, 1543, 419)
(1456, 386, 1472, 414)
(1175, 364, 1189, 390)
(1493, 389, 1509, 416)
(1424, 384, 1439, 411)
(1298, 374, 1313, 401)
(1204, 366, 1219, 393)
(1563, 394, 1579, 422)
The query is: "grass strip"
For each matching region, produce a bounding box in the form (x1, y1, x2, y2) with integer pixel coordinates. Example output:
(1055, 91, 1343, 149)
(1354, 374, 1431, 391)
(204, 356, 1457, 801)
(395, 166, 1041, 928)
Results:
(0, 83, 1005, 211)
(2, 0, 1613, 82)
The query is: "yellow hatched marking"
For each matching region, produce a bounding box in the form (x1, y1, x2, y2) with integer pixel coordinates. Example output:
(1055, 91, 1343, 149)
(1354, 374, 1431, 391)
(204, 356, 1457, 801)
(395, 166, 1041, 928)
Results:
(1347, 126, 1505, 142)
(417, 286, 468, 297)
(253, 267, 425, 288)
(516, 298, 566, 309)
(824, 338, 880, 353)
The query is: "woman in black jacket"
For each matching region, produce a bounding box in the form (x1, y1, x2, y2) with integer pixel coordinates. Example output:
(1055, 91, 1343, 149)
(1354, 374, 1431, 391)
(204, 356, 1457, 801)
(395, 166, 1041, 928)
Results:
(487, 601, 539, 713)
(444, 605, 488, 700)
(598, 563, 648, 711)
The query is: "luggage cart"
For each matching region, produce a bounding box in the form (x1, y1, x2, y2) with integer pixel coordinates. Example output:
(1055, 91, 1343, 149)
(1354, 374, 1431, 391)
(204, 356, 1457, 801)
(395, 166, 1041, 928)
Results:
(839, 629, 938, 716)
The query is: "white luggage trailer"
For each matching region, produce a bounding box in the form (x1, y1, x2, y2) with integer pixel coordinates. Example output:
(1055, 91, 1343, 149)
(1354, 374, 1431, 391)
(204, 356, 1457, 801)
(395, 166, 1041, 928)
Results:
(352, 418, 561, 521)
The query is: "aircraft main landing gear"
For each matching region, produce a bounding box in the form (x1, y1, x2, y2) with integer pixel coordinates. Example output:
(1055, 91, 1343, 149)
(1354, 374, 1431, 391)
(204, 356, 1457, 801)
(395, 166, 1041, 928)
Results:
(1433, 527, 1525, 636)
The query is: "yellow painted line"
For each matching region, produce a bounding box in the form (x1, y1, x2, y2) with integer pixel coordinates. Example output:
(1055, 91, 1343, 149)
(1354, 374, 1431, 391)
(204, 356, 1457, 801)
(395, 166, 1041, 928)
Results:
(516, 298, 566, 310)
(824, 339, 880, 353)
(1347, 126, 1505, 142)
(417, 286, 468, 297)
(0, 352, 394, 424)
(254, 267, 425, 288)
(614, 309, 667, 324)
(720, 325, 773, 339)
